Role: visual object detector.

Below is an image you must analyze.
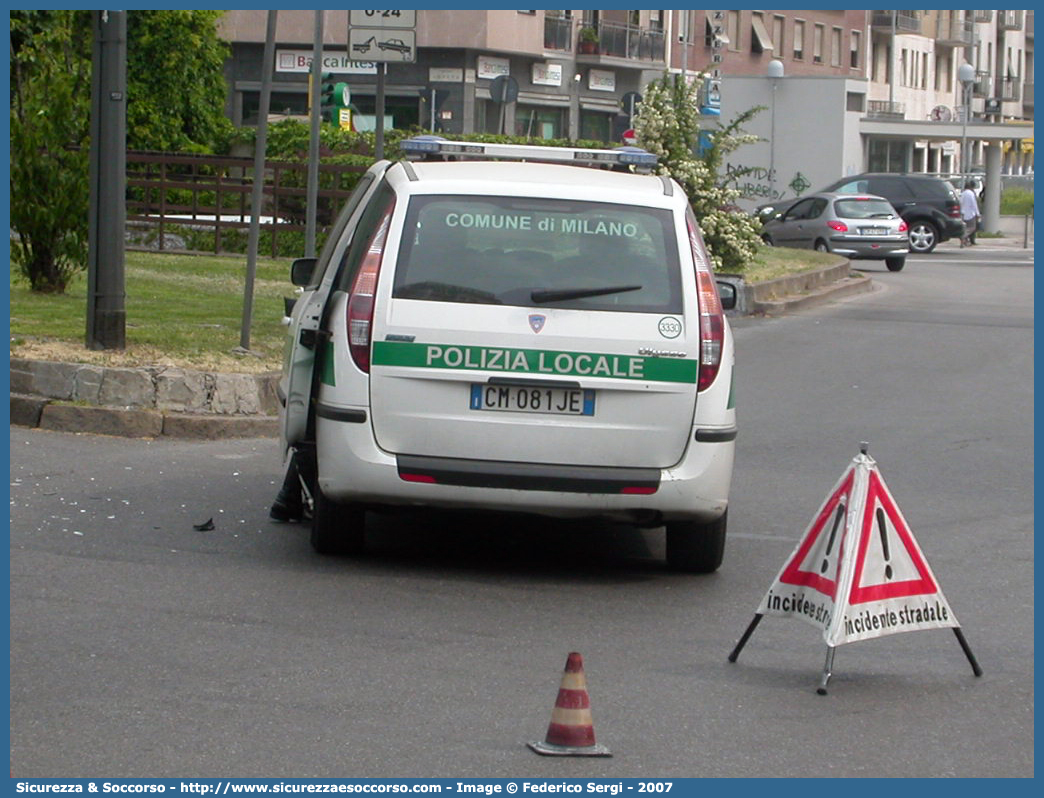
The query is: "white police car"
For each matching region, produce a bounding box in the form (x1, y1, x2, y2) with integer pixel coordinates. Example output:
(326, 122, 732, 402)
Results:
(279, 137, 737, 572)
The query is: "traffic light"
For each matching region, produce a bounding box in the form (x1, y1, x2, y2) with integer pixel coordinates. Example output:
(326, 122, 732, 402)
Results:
(319, 72, 337, 122)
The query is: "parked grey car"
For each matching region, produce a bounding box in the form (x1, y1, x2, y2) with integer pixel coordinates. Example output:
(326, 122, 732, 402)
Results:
(760, 192, 909, 272)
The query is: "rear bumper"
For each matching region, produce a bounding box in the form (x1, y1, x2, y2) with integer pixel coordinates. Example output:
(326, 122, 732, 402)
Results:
(314, 408, 734, 523)
(828, 237, 908, 259)
(940, 218, 966, 240)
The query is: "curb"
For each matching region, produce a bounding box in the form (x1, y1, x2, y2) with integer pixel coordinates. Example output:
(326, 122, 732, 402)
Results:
(11, 394, 279, 439)
(10, 261, 872, 440)
(720, 257, 873, 317)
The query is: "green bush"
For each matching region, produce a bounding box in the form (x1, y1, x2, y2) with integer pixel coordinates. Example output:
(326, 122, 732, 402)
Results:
(1001, 187, 1034, 216)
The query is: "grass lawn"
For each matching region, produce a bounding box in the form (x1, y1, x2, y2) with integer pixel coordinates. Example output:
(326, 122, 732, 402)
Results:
(10, 245, 839, 374)
(10, 251, 294, 374)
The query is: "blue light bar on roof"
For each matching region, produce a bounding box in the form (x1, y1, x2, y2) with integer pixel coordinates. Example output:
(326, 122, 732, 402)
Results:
(398, 136, 659, 172)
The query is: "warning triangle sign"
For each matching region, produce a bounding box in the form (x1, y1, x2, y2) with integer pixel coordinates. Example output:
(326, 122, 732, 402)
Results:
(754, 452, 960, 647)
(847, 470, 938, 605)
(776, 468, 854, 601)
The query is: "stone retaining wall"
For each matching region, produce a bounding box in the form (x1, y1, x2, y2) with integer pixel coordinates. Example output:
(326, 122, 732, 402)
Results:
(10, 359, 281, 416)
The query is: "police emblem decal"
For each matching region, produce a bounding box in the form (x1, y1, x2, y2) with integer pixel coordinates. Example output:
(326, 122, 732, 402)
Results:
(529, 314, 546, 333)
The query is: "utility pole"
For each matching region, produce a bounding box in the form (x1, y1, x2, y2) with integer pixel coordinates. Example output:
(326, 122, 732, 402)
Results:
(86, 10, 127, 351)
(239, 10, 277, 353)
(305, 11, 323, 259)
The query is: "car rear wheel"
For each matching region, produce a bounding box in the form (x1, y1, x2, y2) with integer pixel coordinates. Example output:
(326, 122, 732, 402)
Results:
(907, 220, 939, 253)
(665, 510, 727, 573)
(311, 484, 366, 556)
(885, 256, 905, 272)
(814, 240, 830, 253)
(761, 234, 774, 246)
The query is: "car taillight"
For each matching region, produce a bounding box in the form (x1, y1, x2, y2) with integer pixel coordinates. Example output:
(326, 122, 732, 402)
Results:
(347, 203, 395, 373)
(898, 220, 908, 232)
(686, 215, 725, 393)
(827, 220, 848, 232)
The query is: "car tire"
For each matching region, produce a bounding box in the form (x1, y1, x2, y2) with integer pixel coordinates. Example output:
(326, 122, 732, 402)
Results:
(310, 483, 366, 556)
(761, 234, 774, 246)
(814, 240, 830, 253)
(665, 510, 727, 574)
(885, 256, 905, 272)
(907, 220, 939, 253)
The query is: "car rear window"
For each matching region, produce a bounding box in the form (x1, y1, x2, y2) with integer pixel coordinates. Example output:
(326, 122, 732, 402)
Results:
(834, 198, 896, 218)
(391, 195, 682, 313)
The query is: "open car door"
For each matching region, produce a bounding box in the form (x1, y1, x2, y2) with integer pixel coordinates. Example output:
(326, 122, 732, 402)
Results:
(279, 162, 389, 451)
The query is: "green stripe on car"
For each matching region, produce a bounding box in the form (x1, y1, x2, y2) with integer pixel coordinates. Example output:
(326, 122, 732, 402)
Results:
(371, 341, 698, 384)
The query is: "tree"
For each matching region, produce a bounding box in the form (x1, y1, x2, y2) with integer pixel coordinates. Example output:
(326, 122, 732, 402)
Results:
(10, 10, 93, 293)
(632, 73, 764, 273)
(9, 10, 233, 293)
(125, 11, 232, 153)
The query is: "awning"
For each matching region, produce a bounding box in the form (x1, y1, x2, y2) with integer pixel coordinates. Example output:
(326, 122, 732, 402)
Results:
(705, 18, 729, 46)
(751, 15, 775, 53)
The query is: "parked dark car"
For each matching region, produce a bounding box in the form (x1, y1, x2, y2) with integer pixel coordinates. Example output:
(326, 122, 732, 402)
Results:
(756, 173, 963, 253)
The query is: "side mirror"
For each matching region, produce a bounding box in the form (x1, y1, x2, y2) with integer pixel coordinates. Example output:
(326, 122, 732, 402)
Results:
(716, 280, 737, 311)
(290, 257, 318, 287)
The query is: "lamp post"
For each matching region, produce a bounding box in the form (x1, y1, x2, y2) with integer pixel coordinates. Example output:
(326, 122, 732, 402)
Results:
(958, 61, 976, 176)
(767, 59, 784, 199)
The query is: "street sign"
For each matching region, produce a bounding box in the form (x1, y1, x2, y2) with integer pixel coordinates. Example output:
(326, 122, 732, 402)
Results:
(489, 74, 519, 104)
(349, 10, 416, 28)
(349, 28, 416, 63)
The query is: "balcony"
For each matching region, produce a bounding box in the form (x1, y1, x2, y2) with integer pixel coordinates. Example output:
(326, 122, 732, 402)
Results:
(935, 14, 973, 47)
(871, 11, 921, 34)
(973, 70, 992, 98)
(999, 11, 1023, 31)
(543, 13, 573, 52)
(578, 20, 665, 63)
(867, 100, 905, 119)
(997, 75, 1021, 102)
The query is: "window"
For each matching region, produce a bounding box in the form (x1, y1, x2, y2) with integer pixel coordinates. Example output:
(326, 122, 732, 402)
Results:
(793, 20, 805, 60)
(831, 27, 842, 67)
(773, 16, 785, 58)
(846, 92, 865, 112)
(393, 196, 683, 313)
(813, 23, 824, 64)
(850, 30, 861, 69)
(935, 52, 949, 91)
(514, 105, 564, 139)
(726, 10, 740, 51)
(751, 12, 775, 54)
(834, 198, 896, 219)
(783, 198, 817, 221)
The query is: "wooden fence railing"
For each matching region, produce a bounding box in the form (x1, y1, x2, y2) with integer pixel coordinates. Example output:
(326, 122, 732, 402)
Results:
(126, 151, 368, 257)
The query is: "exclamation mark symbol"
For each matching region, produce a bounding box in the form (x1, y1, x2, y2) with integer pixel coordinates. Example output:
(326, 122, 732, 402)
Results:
(876, 507, 893, 580)
(820, 504, 845, 573)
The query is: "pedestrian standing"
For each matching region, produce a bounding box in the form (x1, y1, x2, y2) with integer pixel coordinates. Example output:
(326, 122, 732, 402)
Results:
(960, 180, 980, 247)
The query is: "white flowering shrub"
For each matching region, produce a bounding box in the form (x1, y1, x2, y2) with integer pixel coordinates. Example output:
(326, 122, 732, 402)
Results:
(633, 74, 764, 273)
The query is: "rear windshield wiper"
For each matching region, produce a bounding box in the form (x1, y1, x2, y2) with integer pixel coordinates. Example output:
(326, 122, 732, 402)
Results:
(530, 284, 642, 304)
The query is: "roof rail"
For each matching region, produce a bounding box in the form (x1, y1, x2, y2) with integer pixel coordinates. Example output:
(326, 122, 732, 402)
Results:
(399, 135, 659, 174)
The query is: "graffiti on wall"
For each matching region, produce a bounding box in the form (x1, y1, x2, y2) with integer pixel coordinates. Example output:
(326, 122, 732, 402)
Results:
(726, 162, 813, 202)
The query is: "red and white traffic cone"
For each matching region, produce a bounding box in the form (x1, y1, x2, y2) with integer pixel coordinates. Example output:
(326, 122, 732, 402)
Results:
(527, 652, 611, 757)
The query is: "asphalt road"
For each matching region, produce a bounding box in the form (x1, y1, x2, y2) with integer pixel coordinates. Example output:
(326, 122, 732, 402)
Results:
(9, 242, 1034, 778)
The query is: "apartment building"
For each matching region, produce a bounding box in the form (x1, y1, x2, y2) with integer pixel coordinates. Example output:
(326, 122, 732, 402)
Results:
(217, 9, 1033, 221)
